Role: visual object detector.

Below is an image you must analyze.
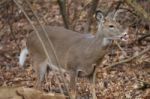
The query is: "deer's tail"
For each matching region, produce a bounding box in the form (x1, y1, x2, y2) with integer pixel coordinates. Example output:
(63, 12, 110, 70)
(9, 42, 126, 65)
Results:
(19, 47, 29, 67)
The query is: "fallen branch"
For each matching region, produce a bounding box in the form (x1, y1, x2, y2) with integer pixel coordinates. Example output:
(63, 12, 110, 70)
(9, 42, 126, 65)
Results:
(106, 46, 150, 69)
(138, 33, 150, 44)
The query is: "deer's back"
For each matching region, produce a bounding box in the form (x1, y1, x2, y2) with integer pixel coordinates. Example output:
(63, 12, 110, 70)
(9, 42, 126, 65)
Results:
(27, 26, 85, 67)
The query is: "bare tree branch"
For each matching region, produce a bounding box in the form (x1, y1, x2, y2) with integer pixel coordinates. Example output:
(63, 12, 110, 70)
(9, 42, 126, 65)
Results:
(105, 0, 123, 16)
(57, 0, 70, 29)
(106, 46, 150, 69)
(138, 33, 150, 44)
(125, 0, 150, 22)
(84, 0, 99, 33)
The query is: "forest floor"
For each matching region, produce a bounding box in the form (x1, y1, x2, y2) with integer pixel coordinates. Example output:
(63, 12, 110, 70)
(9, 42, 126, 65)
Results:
(0, 0, 150, 99)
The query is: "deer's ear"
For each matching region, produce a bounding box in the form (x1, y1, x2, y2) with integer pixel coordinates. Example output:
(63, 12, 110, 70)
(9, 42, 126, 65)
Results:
(95, 10, 104, 22)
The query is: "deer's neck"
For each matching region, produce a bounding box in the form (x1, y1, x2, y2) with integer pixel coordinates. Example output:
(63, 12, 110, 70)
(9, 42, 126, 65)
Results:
(85, 23, 110, 52)
(85, 30, 111, 62)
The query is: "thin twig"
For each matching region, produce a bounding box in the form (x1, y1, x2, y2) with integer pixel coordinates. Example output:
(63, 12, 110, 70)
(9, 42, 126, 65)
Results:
(106, 46, 150, 69)
(125, 0, 150, 21)
(138, 33, 150, 44)
(114, 41, 127, 57)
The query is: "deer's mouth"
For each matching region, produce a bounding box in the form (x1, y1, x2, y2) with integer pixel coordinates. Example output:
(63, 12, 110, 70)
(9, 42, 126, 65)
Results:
(106, 32, 129, 41)
(120, 32, 129, 41)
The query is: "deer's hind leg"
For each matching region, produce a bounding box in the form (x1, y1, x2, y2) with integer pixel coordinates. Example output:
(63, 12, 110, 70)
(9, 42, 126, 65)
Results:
(32, 59, 48, 90)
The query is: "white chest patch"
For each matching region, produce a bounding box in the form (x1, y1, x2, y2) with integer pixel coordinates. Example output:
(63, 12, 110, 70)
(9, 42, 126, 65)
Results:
(102, 38, 110, 46)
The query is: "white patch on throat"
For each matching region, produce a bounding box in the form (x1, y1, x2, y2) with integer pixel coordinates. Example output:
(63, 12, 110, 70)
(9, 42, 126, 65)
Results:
(102, 38, 110, 46)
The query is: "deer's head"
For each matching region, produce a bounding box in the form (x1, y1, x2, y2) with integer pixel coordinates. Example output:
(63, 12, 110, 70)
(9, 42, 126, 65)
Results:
(95, 10, 128, 40)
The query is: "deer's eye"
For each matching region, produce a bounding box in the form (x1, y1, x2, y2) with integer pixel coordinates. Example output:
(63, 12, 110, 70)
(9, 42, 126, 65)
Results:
(109, 25, 114, 28)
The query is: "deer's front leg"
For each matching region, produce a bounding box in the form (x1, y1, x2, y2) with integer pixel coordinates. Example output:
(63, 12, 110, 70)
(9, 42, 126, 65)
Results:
(88, 66, 97, 99)
(69, 70, 79, 99)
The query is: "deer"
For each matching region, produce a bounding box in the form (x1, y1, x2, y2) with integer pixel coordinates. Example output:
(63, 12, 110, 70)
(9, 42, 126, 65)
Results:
(19, 10, 128, 98)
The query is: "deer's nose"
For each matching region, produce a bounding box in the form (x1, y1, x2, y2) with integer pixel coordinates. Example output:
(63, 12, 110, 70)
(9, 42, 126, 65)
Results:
(120, 30, 129, 41)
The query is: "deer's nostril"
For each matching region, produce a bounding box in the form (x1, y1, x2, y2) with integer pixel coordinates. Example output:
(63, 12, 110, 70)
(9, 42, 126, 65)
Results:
(120, 33, 129, 41)
(109, 25, 114, 28)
